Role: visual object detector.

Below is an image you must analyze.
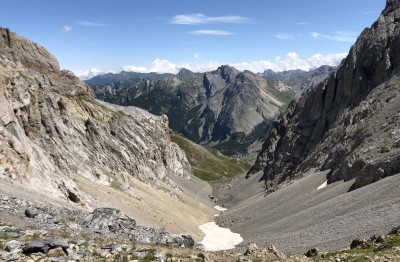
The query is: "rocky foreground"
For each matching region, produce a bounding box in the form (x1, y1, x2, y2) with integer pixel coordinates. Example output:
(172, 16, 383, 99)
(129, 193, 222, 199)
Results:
(1, 193, 400, 262)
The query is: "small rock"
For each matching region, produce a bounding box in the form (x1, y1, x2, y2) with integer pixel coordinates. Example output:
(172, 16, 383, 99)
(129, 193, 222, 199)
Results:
(244, 243, 258, 255)
(5, 240, 22, 252)
(193, 243, 205, 250)
(101, 244, 116, 252)
(350, 238, 370, 249)
(267, 245, 278, 254)
(6, 253, 20, 261)
(197, 252, 209, 261)
(305, 247, 319, 257)
(24, 208, 39, 218)
(154, 252, 167, 261)
(47, 247, 66, 257)
(44, 237, 69, 253)
(134, 249, 149, 259)
(5, 232, 20, 238)
(237, 256, 253, 262)
(100, 251, 110, 258)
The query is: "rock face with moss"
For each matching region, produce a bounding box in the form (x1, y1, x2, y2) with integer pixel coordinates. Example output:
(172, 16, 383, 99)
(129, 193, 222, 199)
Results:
(0, 27, 192, 204)
(251, 0, 400, 191)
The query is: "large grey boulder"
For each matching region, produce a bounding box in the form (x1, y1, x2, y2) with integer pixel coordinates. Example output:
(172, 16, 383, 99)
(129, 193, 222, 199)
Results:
(82, 208, 136, 237)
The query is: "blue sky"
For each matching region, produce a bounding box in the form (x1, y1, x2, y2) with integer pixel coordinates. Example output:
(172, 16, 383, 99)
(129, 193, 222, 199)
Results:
(1, 0, 385, 78)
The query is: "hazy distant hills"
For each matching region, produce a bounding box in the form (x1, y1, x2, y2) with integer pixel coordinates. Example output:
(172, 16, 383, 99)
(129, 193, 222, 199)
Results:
(87, 65, 333, 157)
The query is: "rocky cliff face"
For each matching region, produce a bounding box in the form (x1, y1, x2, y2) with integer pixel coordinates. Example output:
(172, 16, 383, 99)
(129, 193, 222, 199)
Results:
(251, 0, 400, 192)
(0, 27, 192, 204)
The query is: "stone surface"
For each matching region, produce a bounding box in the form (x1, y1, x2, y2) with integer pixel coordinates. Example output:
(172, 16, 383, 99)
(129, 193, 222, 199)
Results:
(24, 208, 39, 218)
(4, 240, 21, 252)
(82, 208, 135, 237)
(47, 247, 66, 257)
(305, 247, 320, 258)
(0, 26, 192, 205)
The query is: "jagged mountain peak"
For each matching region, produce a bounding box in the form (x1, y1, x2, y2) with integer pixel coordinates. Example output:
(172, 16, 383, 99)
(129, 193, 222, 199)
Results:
(215, 65, 240, 82)
(176, 68, 196, 79)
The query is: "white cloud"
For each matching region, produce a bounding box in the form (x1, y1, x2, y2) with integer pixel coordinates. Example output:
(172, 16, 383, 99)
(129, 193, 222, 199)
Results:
(194, 52, 201, 59)
(149, 58, 178, 73)
(62, 25, 72, 33)
(188, 30, 234, 36)
(295, 22, 308, 25)
(311, 31, 357, 42)
(122, 65, 148, 73)
(75, 68, 112, 79)
(171, 13, 250, 25)
(275, 33, 295, 40)
(77, 21, 108, 27)
(75, 52, 348, 80)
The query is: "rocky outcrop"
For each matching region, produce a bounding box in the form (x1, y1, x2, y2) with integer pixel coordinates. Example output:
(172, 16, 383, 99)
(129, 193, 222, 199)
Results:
(251, 0, 400, 191)
(295, 65, 336, 98)
(0, 27, 192, 204)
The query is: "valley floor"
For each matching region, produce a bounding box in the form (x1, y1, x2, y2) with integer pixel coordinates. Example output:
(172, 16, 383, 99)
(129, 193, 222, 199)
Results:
(214, 171, 400, 255)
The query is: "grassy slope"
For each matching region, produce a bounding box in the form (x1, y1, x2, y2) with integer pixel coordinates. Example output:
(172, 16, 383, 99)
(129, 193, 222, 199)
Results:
(170, 133, 252, 182)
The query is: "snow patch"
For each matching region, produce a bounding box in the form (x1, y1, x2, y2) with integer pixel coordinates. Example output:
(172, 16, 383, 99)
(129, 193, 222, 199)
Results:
(317, 181, 328, 190)
(214, 205, 227, 212)
(199, 222, 243, 251)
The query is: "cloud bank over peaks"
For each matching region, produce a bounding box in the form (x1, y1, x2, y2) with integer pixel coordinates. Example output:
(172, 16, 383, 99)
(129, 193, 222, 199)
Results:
(75, 52, 347, 79)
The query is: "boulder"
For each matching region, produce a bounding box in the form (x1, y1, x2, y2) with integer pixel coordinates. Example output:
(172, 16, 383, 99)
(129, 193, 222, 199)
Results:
(304, 247, 320, 257)
(24, 209, 39, 218)
(350, 239, 371, 249)
(82, 208, 136, 237)
(47, 247, 66, 257)
(4, 240, 22, 252)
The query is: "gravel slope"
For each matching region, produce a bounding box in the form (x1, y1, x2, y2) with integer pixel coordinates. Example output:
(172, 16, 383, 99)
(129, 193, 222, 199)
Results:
(215, 172, 400, 255)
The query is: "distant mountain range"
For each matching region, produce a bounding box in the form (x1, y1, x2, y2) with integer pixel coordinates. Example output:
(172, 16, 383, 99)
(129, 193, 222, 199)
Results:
(87, 65, 334, 157)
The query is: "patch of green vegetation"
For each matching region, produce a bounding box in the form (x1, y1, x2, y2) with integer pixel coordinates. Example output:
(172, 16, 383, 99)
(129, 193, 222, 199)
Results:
(171, 134, 252, 182)
(23, 232, 42, 241)
(91, 249, 100, 257)
(378, 234, 400, 252)
(60, 231, 71, 239)
(142, 249, 157, 262)
(324, 234, 400, 261)
(114, 253, 130, 262)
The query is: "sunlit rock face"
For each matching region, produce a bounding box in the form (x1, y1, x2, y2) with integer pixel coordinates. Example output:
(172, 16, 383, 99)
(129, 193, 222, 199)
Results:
(0, 27, 192, 205)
